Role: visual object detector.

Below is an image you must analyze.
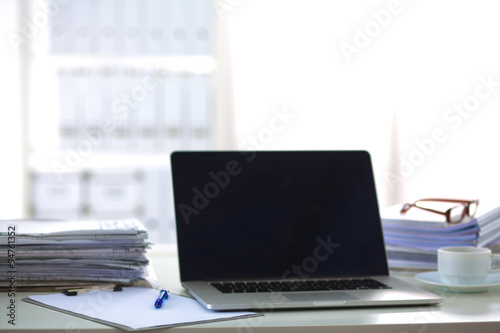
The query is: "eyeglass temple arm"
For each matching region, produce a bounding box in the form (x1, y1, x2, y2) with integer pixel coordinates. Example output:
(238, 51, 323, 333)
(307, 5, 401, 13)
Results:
(415, 198, 478, 204)
(400, 203, 449, 216)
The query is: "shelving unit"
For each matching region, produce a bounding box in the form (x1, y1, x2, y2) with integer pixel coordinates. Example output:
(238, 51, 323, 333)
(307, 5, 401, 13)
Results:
(27, 0, 221, 245)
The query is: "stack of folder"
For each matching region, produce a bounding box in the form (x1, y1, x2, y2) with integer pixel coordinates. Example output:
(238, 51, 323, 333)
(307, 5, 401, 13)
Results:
(381, 201, 500, 273)
(0, 219, 152, 290)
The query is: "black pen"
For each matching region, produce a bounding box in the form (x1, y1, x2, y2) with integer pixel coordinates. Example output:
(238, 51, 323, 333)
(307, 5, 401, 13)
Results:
(61, 284, 123, 296)
(154, 289, 169, 308)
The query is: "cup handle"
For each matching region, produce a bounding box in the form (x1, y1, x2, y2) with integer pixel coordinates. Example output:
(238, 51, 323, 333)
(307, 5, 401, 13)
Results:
(491, 254, 500, 272)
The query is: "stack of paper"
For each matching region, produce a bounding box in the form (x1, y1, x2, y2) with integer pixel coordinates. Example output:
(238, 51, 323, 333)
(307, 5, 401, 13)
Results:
(0, 219, 152, 289)
(381, 202, 500, 273)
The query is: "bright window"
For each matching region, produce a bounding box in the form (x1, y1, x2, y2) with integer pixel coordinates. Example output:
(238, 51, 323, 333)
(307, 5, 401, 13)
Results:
(225, 0, 500, 207)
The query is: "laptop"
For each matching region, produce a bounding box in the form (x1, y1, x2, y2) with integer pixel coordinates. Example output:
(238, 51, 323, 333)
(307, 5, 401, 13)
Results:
(170, 150, 441, 310)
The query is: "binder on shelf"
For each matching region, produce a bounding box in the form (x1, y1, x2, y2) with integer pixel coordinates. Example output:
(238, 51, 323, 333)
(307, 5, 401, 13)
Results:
(58, 69, 77, 148)
(189, 74, 211, 149)
(148, 0, 170, 55)
(183, 0, 196, 55)
(112, 0, 126, 54)
(97, 0, 116, 54)
(74, 0, 91, 54)
(164, 74, 183, 150)
(136, 0, 149, 54)
(85, 69, 102, 140)
(136, 71, 157, 150)
(165, 0, 179, 56)
(153, 76, 167, 150)
(73, 68, 90, 146)
(48, 0, 214, 56)
(138, 93, 157, 150)
(125, 72, 140, 151)
(187, 0, 214, 55)
(97, 66, 116, 150)
(48, 0, 70, 53)
(170, 0, 187, 55)
(179, 74, 192, 148)
(124, 0, 139, 54)
(111, 69, 133, 150)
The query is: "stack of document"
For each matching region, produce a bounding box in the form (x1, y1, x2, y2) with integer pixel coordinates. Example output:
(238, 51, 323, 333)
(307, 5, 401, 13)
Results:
(381, 202, 500, 273)
(0, 219, 152, 289)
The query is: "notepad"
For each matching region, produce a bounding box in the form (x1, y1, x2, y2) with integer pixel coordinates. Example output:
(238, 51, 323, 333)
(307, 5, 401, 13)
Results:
(24, 287, 260, 331)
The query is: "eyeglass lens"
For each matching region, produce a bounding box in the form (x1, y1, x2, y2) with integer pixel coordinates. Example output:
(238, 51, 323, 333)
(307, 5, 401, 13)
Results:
(448, 206, 466, 223)
(468, 201, 478, 216)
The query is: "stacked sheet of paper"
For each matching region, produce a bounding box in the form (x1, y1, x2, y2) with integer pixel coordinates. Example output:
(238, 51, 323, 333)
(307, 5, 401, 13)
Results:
(0, 219, 152, 289)
(381, 201, 500, 273)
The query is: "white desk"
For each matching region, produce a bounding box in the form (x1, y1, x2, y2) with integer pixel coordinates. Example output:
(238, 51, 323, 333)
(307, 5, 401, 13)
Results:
(2, 252, 500, 332)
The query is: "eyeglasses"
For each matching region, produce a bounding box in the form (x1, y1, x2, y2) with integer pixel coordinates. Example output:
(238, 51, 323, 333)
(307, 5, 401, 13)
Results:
(400, 198, 479, 223)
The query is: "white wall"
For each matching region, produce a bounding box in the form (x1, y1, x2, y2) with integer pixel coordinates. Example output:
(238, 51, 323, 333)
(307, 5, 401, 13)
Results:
(222, 0, 500, 207)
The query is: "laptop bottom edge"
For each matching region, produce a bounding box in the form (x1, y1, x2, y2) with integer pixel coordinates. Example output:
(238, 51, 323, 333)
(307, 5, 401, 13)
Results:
(182, 276, 442, 311)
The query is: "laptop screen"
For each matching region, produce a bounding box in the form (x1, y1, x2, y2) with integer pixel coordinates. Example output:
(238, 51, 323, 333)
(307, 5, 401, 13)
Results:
(171, 151, 389, 282)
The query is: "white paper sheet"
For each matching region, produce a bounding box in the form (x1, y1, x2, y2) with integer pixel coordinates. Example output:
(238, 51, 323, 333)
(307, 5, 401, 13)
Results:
(25, 287, 259, 331)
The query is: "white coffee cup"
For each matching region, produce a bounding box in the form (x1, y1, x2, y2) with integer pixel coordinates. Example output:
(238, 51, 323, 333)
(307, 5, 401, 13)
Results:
(438, 246, 500, 285)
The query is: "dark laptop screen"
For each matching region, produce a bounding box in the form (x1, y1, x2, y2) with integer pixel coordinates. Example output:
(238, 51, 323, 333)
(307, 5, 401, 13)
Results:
(171, 151, 389, 282)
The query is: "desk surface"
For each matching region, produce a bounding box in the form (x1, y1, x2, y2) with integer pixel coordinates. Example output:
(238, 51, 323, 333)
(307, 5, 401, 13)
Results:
(2, 252, 500, 332)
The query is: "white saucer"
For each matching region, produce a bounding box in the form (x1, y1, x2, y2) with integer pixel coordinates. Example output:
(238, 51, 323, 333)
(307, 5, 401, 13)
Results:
(415, 271, 500, 293)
